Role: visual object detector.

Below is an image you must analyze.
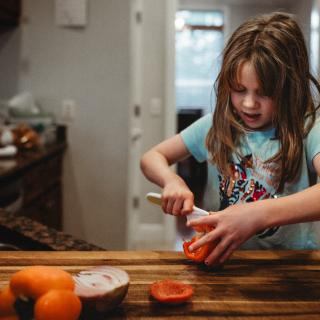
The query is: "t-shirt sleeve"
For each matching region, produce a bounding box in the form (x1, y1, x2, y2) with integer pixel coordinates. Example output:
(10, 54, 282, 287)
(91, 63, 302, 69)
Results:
(180, 113, 212, 162)
(306, 119, 320, 172)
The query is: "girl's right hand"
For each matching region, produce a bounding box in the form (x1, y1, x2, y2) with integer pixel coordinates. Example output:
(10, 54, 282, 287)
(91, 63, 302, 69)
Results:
(161, 177, 194, 216)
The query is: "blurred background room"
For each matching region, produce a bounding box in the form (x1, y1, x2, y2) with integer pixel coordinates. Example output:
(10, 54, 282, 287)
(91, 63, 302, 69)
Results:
(0, 0, 318, 251)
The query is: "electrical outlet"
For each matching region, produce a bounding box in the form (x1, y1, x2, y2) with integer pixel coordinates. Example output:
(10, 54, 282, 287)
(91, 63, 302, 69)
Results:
(61, 99, 76, 121)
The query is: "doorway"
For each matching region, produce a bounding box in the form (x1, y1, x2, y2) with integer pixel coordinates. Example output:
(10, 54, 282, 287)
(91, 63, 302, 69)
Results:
(127, 0, 226, 251)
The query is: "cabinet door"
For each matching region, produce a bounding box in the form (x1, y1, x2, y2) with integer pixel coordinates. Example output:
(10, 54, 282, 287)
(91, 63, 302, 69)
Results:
(22, 155, 62, 206)
(19, 184, 62, 230)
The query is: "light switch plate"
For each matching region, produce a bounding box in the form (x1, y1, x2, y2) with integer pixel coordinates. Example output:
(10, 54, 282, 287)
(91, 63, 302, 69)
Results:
(150, 97, 162, 116)
(55, 0, 88, 27)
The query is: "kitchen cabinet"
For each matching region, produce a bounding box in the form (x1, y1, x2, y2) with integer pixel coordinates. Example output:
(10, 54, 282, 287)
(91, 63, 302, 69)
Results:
(0, 0, 21, 28)
(19, 156, 63, 230)
(0, 143, 66, 230)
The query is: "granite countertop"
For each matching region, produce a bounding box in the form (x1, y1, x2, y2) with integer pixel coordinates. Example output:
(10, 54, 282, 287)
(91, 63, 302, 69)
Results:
(0, 210, 104, 251)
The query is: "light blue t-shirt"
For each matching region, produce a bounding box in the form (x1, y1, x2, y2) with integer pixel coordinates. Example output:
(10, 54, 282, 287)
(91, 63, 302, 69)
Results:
(181, 113, 320, 249)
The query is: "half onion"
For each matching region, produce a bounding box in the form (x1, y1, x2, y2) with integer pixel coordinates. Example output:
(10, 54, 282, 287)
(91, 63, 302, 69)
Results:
(73, 266, 129, 313)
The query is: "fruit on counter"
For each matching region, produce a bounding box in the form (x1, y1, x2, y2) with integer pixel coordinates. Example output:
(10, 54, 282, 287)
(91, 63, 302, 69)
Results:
(74, 266, 130, 313)
(150, 279, 193, 304)
(12, 124, 40, 150)
(0, 316, 19, 320)
(34, 289, 81, 320)
(10, 266, 75, 299)
(0, 124, 40, 150)
(0, 286, 16, 316)
(0, 265, 80, 320)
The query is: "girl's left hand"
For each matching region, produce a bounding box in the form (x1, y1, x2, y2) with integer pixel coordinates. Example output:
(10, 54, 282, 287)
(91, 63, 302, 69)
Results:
(186, 202, 266, 266)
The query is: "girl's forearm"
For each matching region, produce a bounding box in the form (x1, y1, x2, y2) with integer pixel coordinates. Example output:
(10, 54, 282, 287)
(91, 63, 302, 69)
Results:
(260, 183, 320, 228)
(140, 150, 184, 188)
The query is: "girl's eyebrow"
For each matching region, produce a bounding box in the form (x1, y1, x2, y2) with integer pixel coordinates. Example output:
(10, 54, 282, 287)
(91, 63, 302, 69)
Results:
(230, 81, 244, 89)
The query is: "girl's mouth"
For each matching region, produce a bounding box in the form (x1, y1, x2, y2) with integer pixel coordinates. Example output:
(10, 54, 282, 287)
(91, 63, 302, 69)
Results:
(242, 112, 261, 122)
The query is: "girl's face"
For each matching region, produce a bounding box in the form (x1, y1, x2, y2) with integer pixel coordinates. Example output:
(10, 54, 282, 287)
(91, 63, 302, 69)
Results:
(230, 61, 275, 130)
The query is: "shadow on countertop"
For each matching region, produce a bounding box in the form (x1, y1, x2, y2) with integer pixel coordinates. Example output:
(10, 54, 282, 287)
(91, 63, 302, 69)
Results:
(0, 210, 104, 251)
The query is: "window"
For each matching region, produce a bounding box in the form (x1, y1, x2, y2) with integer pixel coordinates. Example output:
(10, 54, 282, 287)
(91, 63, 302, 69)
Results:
(311, 2, 319, 76)
(175, 10, 224, 114)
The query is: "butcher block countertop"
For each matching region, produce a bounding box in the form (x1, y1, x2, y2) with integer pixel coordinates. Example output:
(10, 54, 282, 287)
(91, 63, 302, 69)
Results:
(1, 250, 320, 319)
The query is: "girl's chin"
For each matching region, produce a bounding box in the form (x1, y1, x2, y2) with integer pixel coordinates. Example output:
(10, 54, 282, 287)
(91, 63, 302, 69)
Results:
(241, 118, 272, 131)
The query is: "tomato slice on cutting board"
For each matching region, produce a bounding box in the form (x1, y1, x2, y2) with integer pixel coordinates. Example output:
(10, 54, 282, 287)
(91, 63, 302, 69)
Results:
(150, 279, 193, 304)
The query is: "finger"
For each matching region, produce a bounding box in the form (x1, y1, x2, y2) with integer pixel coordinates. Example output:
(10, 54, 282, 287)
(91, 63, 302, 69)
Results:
(218, 243, 238, 264)
(161, 196, 168, 214)
(204, 237, 232, 266)
(189, 229, 222, 252)
(187, 214, 217, 228)
(181, 198, 193, 215)
(172, 198, 184, 215)
(165, 198, 175, 214)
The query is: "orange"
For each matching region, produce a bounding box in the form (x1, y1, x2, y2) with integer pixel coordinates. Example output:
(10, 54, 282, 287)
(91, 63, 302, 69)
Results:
(34, 289, 81, 320)
(0, 286, 16, 316)
(10, 266, 74, 299)
(0, 316, 19, 320)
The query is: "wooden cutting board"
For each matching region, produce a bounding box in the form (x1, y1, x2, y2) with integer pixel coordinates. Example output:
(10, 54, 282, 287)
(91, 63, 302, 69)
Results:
(1, 250, 320, 319)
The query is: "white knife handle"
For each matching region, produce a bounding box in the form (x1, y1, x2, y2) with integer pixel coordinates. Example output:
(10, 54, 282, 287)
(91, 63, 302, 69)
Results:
(146, 192, 209, 218)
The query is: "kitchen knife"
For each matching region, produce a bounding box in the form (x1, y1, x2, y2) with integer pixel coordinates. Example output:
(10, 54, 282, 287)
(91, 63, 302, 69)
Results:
(146, 192, 209, 222)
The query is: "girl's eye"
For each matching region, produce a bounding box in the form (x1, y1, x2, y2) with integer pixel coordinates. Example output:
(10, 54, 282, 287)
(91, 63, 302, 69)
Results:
(256, 91, 268, 98)
(233, 88, 246, 93)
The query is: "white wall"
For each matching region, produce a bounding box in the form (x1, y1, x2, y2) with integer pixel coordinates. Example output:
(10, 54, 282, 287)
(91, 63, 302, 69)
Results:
(0, 0, 131, 250)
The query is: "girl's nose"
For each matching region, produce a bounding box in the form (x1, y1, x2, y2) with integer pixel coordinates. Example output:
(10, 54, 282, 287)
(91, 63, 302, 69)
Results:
(243, 94, 257, 109)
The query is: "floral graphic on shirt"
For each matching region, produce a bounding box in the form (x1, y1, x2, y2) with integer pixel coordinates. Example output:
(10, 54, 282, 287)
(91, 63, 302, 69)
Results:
(218, 154, 279, 238)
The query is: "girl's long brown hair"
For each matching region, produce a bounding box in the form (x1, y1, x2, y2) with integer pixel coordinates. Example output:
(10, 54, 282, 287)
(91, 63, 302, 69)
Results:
(206, 12, 320, 192)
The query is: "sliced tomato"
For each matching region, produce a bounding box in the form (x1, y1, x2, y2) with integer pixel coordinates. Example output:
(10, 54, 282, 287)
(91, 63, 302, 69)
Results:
(183, 235, 213, 263)
(150, 279, 193, 304)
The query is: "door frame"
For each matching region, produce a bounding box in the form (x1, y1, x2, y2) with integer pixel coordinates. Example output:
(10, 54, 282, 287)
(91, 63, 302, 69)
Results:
(126, 0, 178, 250)
(126, 0, 229, 250)
(163, 0, 178, 246)
(126, 0, 144, 249)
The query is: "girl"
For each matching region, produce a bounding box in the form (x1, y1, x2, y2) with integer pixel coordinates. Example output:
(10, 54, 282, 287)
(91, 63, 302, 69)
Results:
(140, 12, 320, 266)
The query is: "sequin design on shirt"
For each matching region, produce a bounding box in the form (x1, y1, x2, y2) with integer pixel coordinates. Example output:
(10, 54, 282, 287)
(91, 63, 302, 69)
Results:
(218, 154, 279, 238)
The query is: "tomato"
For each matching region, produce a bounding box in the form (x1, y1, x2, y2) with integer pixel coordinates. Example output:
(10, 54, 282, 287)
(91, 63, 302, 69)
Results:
(183, 235, 214, 263)
(10, 266, 75, 299)
(150, 279, 193, 304)
(34, 289, 81, 320)
(0, 286, 16, 316)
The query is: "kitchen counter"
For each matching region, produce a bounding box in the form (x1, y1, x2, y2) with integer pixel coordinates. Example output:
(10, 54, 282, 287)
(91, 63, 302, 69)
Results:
(1, 250, 320, 319)
(0, 142, 66, 183)
(0, 210, 103, 251)
(0, 141, 67, 229)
